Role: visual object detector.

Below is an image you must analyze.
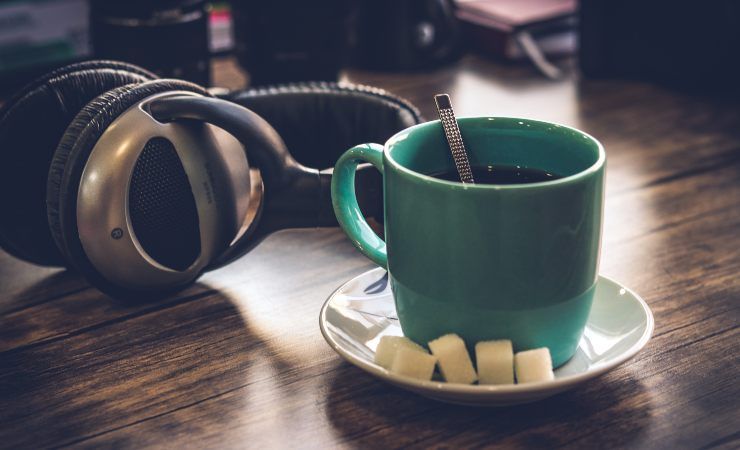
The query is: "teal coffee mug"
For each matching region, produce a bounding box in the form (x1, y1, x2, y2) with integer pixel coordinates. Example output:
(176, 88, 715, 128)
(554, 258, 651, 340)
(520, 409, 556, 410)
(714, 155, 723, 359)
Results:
(331, 117, 605, 367)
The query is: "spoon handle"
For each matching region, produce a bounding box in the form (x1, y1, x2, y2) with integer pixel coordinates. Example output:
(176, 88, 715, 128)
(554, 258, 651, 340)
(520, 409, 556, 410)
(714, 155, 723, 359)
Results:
(434, 94, 475, 184)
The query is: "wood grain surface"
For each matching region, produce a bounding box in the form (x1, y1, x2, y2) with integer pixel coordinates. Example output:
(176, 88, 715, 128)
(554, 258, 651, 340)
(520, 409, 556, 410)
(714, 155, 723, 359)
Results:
(1, 56, 738, 449)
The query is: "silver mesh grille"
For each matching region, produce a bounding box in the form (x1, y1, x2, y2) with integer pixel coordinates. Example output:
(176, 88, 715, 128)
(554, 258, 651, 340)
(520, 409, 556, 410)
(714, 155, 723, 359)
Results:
(129, 137, 200, 271)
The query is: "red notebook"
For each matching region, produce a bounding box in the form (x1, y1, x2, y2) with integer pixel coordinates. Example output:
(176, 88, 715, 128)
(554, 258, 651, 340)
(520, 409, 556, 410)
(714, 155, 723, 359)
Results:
(456, 0, 576, 59)
(457, 0, 575, 29)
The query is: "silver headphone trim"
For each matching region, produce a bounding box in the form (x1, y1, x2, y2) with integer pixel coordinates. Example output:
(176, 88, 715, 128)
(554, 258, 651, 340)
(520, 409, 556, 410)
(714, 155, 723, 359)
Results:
(76, 91, 251, 290)
(231, 168, 263, 247)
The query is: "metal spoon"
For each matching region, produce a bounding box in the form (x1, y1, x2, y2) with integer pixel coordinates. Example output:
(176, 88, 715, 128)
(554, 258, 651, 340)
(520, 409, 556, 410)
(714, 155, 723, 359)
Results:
(434, 94, 475, 184)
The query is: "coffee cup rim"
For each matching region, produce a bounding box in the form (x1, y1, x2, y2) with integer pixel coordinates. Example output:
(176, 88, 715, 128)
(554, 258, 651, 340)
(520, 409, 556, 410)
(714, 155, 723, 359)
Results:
(384, 116, 606, 190)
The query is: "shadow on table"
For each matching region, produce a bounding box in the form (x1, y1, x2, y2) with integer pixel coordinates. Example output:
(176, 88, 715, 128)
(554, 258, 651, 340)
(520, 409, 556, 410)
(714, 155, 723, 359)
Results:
(0, 281, 291, 448)
(323, 363, 653, 448)
(0, 269, 89, 314)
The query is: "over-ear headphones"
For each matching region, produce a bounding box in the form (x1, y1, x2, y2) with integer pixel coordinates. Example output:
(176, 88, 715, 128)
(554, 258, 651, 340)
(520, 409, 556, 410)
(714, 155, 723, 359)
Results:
(0, 60, 422, 297)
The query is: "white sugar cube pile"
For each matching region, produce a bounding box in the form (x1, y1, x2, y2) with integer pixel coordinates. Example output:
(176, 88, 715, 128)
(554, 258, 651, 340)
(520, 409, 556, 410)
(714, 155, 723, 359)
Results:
(374, 333, 554, 386)
(428, 334, 478, 384)
(475, 340, 514, 385)
(514, 348, 555, 383)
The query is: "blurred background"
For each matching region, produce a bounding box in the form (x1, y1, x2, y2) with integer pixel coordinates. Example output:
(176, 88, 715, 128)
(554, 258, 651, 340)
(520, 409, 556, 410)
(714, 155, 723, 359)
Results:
(0, 0, 738, 97)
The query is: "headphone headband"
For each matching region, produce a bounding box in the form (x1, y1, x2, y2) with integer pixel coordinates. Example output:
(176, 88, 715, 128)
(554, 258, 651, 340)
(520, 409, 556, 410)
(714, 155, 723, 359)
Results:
(148, 94, 330, 242)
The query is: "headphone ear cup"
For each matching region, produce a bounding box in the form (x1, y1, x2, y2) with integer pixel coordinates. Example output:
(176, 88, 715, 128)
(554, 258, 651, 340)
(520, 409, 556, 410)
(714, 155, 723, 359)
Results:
(47, 79, 210, 296)
(0, 62, 156, 266)
(0, 61, 155, 115)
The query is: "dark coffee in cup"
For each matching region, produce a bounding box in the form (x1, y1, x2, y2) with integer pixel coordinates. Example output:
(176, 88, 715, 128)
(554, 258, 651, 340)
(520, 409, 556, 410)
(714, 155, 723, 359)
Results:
(429, 165, 562, 184)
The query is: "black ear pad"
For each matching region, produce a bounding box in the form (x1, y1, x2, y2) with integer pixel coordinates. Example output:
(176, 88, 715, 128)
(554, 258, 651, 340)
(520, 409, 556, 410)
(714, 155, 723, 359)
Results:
(206, 82, 424, 270)
(46, 79, 210, 296)
(0, 61, 157, 266)
(225, 81, 422, 224)
(221, 82, 424, 169)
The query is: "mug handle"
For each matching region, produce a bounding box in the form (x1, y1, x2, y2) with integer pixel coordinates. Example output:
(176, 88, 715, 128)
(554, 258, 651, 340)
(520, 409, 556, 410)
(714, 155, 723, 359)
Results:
(331, 143, 388, 268)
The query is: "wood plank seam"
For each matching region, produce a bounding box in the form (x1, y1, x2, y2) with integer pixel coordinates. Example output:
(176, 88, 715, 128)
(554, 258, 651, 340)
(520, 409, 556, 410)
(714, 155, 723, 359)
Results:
(0, 289, 218, 356)
(0, 286, 91, 316)
(609, 148, 740, 196)
(52, 380, 258, 449)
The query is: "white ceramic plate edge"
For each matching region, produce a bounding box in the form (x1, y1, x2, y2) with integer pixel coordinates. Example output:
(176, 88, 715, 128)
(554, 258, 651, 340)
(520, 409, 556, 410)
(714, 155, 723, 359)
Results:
(319, 269, 654, 401)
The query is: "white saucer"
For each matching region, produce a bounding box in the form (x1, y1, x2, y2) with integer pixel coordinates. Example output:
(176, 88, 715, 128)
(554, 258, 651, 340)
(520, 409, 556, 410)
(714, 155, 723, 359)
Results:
(319, 267, 654, 406)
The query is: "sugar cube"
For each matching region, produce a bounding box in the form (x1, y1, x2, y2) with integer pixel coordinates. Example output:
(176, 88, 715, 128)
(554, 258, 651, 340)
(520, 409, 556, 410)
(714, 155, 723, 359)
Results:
(428, 334, 478, 384)
(375, 335, 428, 370)
(390, 346, 437, 381)
(514, 347, 554, 384)
(475, 340, 514, 385)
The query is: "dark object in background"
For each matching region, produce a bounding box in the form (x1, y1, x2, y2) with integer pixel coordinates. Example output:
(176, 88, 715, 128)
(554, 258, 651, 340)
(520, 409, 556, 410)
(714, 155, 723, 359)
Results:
(352, 0, 461, 70)
(231, 0, 356, 85)
(90, 0, 211, 85)
(579, 0, 740, 95)
(0, 0, 92, 95)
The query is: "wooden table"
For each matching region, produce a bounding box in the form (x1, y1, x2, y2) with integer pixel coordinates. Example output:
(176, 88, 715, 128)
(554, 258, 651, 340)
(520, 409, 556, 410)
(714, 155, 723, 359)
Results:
(1, 56, 738, 449)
